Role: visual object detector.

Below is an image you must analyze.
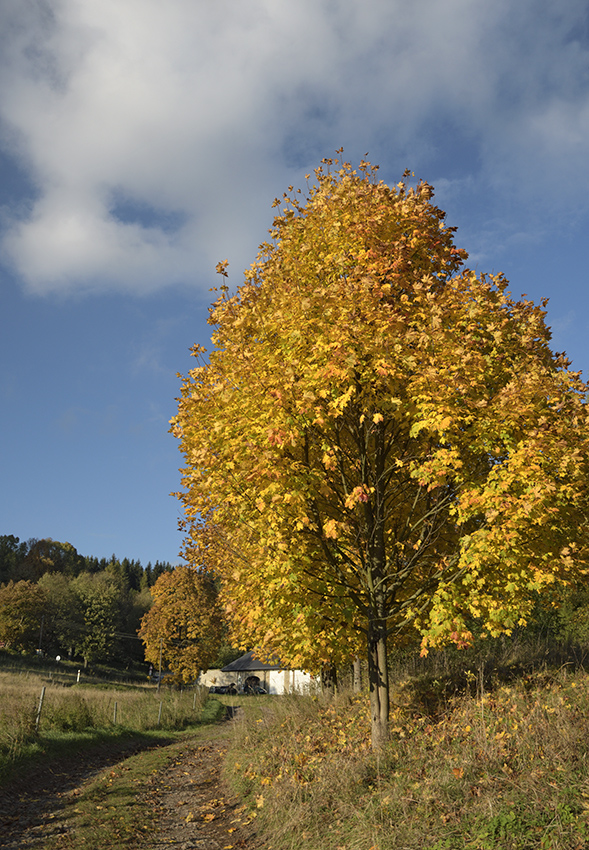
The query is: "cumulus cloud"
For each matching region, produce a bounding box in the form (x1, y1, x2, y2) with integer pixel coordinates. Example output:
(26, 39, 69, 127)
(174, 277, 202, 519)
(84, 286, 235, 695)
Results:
(0, 0, 588, 295)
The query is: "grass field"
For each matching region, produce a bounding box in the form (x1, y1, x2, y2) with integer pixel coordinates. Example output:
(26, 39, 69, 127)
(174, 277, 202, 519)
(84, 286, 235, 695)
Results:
(0, 663, 213, 786)
(225, 666, 589, 850)
(6, 642, 589, 849)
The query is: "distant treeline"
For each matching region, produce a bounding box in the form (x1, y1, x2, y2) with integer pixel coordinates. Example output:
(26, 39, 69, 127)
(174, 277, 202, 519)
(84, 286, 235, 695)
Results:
(0, 534, 176, 588)
(0, 535, 180, 667)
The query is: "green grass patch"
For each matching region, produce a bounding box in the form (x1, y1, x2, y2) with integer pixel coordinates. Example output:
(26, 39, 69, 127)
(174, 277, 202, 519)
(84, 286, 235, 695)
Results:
(0, 698, 225, 789)
(0, 648, 149, 685)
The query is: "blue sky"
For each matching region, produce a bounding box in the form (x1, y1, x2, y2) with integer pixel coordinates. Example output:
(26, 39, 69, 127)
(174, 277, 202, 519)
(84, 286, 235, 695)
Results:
(1, 0, 588, 566)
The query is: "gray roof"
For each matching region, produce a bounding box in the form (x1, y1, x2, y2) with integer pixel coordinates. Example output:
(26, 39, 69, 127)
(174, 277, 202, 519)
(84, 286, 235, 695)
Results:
(221, 650, 284, 672)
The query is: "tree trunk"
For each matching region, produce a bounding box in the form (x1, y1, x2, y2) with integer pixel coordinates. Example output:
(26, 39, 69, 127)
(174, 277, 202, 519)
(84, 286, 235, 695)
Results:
(367, 621, 389, 749)
(352, 656, 362, 693)
(321, 661, 337, 695)
(366, 417, 389, 749)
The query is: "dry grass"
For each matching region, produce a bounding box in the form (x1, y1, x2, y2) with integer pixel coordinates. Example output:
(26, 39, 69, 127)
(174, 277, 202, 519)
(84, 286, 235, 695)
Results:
(225, 668, 589, 849)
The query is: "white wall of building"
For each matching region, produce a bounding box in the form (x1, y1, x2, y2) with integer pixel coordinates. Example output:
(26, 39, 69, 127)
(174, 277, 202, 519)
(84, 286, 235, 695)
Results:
(197, 669, 237, 689)
(266, 668, 315, 695)
(197, 667, 316, 694)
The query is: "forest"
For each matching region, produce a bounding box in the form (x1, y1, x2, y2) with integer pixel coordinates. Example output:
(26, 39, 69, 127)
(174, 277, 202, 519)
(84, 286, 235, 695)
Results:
(0, 534, 176, 667)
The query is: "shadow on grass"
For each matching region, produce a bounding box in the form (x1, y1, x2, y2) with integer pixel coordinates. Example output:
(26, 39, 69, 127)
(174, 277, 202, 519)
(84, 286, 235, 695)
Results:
(0, 697, 227, 793)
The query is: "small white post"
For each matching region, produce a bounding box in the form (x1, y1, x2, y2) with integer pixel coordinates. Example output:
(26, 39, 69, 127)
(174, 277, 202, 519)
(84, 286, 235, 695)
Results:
(77, 670, 81, 684)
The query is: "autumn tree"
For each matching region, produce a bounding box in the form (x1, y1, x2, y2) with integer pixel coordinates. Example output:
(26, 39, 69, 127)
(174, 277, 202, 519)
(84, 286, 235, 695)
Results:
(19, 538, 85, 581)
(0, 580, 47, 651)
(138, 566, 225, 683)
(172, 155, 589, 748)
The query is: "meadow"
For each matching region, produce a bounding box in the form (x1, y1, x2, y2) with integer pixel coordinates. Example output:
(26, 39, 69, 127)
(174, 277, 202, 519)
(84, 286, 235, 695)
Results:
(5, 631, 589, 849)
(225, 651, 589, 850)
(0, 659, 214, 786)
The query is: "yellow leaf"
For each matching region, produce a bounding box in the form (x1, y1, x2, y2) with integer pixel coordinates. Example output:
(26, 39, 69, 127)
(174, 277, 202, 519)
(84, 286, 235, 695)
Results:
(323, 519, 338, 539)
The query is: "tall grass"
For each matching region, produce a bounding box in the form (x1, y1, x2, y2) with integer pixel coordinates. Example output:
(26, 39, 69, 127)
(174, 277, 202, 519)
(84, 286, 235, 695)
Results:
(226, 668, 589, 849)
(0, 670, 210, 780)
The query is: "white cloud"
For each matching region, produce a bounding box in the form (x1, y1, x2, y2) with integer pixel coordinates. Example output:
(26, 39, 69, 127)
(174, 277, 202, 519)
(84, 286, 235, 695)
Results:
(0, 0, 588, 295)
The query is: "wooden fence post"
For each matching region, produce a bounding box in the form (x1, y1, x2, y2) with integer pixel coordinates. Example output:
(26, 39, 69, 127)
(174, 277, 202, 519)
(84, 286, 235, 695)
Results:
(35, 686, 46, 732)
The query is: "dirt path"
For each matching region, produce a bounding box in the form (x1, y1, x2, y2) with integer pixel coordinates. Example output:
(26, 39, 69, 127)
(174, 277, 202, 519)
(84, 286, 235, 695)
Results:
(140, 734, 263, 850)
(0, 715, 263, 849)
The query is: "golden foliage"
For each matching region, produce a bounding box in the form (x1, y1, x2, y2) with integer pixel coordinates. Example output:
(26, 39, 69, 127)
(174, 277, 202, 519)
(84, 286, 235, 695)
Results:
(172, 154, 589, 694)
(139, 567, 224, 683)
